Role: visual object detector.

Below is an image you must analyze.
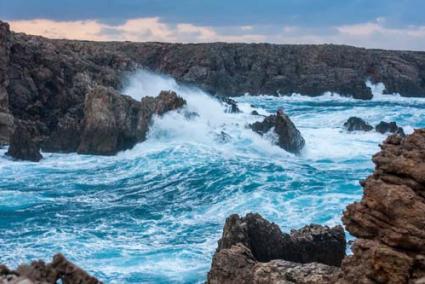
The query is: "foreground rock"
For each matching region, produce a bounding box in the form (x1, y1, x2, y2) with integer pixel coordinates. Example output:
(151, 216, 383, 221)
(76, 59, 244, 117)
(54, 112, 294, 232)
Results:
(6, 122, 42, 161)
(375, 121, 405, 136)
(250, 113, 305, 153)
(207, 213, 345, 283)
(340, 129, 425, 283)
(343, 117, 373, 131)
(78, 88, 186, 155)
(0, 253, 101, 284)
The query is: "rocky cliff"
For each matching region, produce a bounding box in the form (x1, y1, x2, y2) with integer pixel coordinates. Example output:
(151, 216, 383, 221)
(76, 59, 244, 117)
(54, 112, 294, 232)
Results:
(1, 19, 425, 147)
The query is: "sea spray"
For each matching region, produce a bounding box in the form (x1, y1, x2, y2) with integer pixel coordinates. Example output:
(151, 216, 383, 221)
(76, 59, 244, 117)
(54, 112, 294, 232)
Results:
(1, 71, 425, 283)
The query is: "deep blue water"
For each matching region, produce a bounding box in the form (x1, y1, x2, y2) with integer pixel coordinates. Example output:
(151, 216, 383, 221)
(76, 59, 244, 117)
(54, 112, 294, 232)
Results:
(1, 71, 425, 283)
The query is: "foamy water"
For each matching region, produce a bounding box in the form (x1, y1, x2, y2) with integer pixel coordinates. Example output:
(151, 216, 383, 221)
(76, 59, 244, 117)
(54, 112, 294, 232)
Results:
(1, 70, 425, 283)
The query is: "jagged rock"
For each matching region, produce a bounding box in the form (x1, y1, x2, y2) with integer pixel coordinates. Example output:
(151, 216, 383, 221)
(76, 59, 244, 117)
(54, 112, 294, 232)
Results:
(340, 129, 425, 283)
(208, 213, 345, 283)
(208, 243, 341, 284)
(0, 253, 101, 284)
(250, 113, 305, 153)
(220, 97, 241, 113)
(375, 121, 405, 136)
(78, 87, 185, 155)
(343, 117, 373, 132)
(6, 122, 42, 162)
(217, 213, 346, 266)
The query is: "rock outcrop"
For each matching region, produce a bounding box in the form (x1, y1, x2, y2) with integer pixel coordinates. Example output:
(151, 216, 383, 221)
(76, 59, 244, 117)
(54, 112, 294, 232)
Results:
(250, 113, 305, 153)
(340, 129, 425, 283)
(375, 121, 405, 136)
(78, 88, 185, 155)
(344, 117, 373, 132)
(0, 253, 101, 284)
(207, 213, 346, 284)
(6, 121, 42, 161)
(0, 21, 13, 145)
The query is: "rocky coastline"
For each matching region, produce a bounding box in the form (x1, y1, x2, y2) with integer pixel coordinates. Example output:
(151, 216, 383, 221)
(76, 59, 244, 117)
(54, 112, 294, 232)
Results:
(207, 129, 425, 283)
(1, 19, 425, 157)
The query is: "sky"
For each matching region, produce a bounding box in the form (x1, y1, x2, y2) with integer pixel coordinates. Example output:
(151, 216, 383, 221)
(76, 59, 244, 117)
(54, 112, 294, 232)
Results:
(1, 0, 425, 50)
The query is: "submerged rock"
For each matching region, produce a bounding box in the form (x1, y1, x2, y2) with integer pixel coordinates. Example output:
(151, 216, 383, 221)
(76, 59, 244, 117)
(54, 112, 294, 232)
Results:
(208, 213, 345, 283)
(340, 129, 425, 283)
(375, 121, 405, 136)
(0, 253, 101, 284)
(250, 113, 305, 153)
(6, 122, 42, 162)
(251, 110, 260, 115)
(220, 97, 241, 113)
(78, 87, 186, 155)
(343, 117, 373, 132)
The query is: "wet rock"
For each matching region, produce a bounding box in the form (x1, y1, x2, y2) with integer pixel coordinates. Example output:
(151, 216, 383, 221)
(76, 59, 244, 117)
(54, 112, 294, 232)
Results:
(340, 129, 425, 283)
(343, 117, 373, 132)
(78, 87, 185, 155)
(217, 213, 346, 266)
(251, 110, 260, 115)
(0, 253, 101, 284)
(375, 121, 405, 136)
(250, 113, 305, 153)
(220, 97, 241, 113)
(215, 131, 232, 143)
(6, 122, 42, 162)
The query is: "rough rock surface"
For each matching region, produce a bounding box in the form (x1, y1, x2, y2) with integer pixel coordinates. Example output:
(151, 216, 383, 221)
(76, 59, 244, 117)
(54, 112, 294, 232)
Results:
(344, 117, 373, 132)
(340, 129, 425, 283)
(0, 21, 13, 145)
(250, 113, 305, 153)
(78, 87, 186, 155)
(207, 213, 346, 283)
(208, 243, 341, 284)
(217, 213, 346, 266)
(0, 253, 101, 284)
(6, 121, 42, 161)
(375, 121, 405, 136)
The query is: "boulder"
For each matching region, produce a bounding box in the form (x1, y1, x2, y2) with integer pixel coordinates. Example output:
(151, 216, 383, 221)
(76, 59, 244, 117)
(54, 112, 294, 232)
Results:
(375, 121, 405, 136)
(0, 253, 101, 284)
(208, 243, 341, 284)
(217, 213, 346, 266)
(208, 213, 345, 283)
(251, 110, 260, 115)
(78, 87, 185, 155)
(343, 117, 373, 132)
(220, 97, 241, 113)
(250, 113, 305, 153)
(6, 122, 42, 162)
(340, 129, 425, 283)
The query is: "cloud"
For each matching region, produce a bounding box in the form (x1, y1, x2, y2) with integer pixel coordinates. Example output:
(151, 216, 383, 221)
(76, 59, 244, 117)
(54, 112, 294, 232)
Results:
(8, 17, 425, 50)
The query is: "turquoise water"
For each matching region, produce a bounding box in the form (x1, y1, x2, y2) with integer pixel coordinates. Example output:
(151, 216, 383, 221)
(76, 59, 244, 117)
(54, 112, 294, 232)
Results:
(1, 71, 425, 283)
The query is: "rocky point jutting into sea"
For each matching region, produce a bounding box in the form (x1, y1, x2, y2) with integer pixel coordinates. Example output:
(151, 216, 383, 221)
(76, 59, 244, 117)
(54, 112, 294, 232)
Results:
(1, 18, 425, 283)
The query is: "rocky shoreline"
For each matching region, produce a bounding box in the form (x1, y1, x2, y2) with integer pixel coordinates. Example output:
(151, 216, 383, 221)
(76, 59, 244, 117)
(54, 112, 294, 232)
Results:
(207, 129, 425, 283)
(1, 19, 425, 156)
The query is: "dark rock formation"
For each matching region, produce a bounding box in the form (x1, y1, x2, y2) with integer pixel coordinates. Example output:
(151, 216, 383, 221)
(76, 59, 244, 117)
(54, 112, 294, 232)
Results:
(208, 213, 345, 283)
(251, 110, 260, 115)
(0, 253, 101, 283)
(220, 97, 241, 113)
(6, 122, 42, 161)
(217, 213, 346, 266)
(343, 117, 373, 132)
(340, 129, 425, 283)
(0, 21, 13, 145)
(208, 243, 341, 284)
(250, 113, 305, 153)
(78, 88, 185, 155)
(375, 121, 405, 136)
